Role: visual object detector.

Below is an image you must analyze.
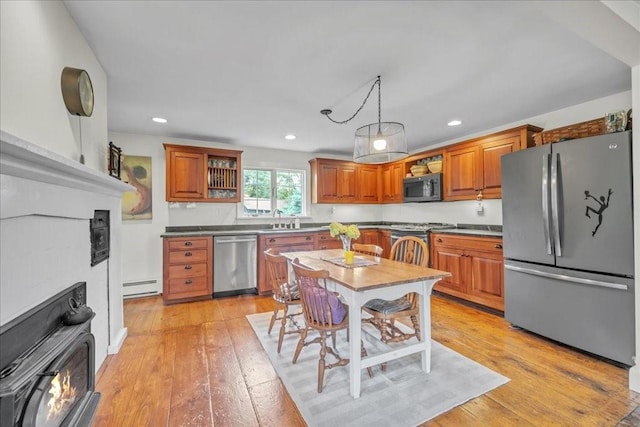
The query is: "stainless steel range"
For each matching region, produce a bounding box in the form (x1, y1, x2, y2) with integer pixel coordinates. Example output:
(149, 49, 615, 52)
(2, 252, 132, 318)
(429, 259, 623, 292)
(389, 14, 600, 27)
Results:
(389, 223, 455, 266)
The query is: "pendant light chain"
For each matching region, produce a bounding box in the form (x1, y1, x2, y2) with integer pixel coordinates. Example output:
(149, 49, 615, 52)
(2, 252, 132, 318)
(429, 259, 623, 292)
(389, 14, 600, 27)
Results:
(322, 76, 381, 125)
(377, 75, 382, 133)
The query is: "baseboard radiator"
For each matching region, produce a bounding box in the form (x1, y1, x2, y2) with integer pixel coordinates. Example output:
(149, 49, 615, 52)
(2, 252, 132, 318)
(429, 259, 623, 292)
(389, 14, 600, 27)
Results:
(122, 279, 161, 299)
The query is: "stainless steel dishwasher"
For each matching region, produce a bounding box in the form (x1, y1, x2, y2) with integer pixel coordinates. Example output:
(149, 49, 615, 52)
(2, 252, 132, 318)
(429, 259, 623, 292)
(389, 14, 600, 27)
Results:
(213, 234, 258, 298)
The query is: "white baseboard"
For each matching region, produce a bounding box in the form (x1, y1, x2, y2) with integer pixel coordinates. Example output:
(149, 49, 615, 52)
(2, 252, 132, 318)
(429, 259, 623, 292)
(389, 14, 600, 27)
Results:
(630, 364, 640, 391)
(123, 279, 160, 298)
(107, 327, 128, 354)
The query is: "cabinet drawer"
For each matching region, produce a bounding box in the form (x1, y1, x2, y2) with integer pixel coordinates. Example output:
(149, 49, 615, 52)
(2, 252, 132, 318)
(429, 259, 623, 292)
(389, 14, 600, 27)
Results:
(167, 276, 210, 296)
(431, 234, 503, 252)
(168, 249, 208, 264)
(316, 232, 335, 241)
(167, 263, 207, 279)
(167, 238, 210, 251)
(263, 234, 315, 246)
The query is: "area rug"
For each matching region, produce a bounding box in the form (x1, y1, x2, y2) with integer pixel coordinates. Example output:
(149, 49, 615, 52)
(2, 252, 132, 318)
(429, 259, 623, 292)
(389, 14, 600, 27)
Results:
(247, 312, 509, 427)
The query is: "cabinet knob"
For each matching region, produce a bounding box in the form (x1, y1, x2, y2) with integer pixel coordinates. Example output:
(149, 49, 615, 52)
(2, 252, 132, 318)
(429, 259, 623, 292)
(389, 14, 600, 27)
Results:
(185, 252, 193, 257)
(185, 279, 193, 285)
(185, 241, 193, 247)
(184, 265, 192, 270)
(269, 238, 276, 243)
(494, 244, 503, 249)
(306, 236, 312, 241)
(436, 238, 443, 242)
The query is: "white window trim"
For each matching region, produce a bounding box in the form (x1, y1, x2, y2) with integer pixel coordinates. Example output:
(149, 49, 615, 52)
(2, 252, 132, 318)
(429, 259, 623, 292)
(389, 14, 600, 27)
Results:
(237, 167, 308, 219)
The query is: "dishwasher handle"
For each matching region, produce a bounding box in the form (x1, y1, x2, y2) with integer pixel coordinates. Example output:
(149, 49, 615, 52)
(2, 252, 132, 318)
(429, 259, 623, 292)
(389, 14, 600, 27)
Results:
(215, 237, 257, 244)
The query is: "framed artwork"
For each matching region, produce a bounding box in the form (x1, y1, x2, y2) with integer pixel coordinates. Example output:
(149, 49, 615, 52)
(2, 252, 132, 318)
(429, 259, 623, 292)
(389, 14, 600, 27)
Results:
(108, 141, 122, 179)
(121, 155, 152, 220)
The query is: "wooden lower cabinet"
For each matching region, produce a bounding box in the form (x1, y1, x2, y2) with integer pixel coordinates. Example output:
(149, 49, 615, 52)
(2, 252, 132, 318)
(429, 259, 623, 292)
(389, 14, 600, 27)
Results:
(162, 236, 213, 304)
(431, 233, 504, 311)
(257, 233, 315, 294)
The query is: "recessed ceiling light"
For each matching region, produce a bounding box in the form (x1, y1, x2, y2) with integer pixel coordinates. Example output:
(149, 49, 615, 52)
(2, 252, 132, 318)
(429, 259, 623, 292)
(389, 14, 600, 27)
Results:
(152, 117, 167, 123)
(285, 134, 296, 140)
(448, 120, 462, 126)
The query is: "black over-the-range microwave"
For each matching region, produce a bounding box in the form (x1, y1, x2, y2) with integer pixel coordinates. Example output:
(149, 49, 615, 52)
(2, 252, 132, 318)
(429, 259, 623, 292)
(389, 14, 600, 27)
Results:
(403, 173, 443, 202)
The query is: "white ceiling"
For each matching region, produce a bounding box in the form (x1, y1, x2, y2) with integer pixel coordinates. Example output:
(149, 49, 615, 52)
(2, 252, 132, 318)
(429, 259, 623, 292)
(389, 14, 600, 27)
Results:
(63, 1, 636, 157)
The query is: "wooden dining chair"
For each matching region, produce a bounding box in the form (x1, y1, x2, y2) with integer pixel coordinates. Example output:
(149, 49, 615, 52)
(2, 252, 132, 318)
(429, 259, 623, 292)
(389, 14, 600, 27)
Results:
(352, 243, 383, 258)
(362, 236, 429, 343)
(290, 258, 373, 393)
(264, 249, 303, 353)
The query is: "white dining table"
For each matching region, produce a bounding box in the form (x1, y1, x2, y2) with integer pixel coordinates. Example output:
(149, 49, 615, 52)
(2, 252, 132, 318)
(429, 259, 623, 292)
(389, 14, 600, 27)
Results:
(280, 248, 451, 399)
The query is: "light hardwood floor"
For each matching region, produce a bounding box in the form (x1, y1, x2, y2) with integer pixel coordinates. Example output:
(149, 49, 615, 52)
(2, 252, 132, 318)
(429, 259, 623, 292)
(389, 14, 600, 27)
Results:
(93, 294, 640, 426)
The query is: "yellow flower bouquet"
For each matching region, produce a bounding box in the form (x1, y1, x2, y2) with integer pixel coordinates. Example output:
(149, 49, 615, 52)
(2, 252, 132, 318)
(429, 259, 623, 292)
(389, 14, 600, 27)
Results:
(328, 222, 360, 254)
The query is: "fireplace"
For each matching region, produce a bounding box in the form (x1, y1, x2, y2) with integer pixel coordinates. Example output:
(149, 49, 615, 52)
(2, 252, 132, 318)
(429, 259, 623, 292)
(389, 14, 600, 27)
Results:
(0, 283, 100, 427)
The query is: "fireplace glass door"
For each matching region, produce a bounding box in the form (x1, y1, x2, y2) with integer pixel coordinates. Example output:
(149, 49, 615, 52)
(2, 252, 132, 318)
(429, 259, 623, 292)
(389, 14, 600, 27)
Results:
(23, 339, 91, 427)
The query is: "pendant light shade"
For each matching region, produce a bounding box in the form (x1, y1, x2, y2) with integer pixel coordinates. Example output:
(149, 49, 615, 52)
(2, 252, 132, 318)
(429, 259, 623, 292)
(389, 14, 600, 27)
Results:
(320, 76, 408, 164)
(354, 121, 407, 164)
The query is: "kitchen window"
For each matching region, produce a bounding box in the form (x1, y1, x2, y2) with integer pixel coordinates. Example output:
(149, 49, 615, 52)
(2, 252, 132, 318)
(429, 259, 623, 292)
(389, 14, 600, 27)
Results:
(242, 168, 306, 217)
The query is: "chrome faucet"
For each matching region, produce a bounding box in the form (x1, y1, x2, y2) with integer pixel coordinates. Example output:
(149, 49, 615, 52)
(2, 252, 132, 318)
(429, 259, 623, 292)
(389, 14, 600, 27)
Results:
(273, 209, 283, 228)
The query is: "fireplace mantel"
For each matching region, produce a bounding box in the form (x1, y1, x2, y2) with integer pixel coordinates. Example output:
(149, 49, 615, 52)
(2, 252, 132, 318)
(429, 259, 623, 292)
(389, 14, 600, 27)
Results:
(1, 131, 133, 220)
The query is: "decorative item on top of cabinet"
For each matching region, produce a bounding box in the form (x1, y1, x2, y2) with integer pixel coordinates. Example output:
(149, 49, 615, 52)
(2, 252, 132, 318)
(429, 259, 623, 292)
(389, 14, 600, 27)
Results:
(430, 233, 504, 311)
(532, 117, 604, 146)
(444, 124, 542, 201)
(162, 236, 213, 304)
(164, 144, 242, 202)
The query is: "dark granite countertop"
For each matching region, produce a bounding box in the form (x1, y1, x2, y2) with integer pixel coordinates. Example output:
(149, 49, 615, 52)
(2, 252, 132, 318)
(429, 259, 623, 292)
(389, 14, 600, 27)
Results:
(161, 222, 503, 238)
(433, 223, 502, 238)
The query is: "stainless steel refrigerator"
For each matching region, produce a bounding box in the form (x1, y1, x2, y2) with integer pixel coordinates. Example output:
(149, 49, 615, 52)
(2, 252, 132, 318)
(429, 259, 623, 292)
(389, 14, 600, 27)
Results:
(501, 130, 634, 365)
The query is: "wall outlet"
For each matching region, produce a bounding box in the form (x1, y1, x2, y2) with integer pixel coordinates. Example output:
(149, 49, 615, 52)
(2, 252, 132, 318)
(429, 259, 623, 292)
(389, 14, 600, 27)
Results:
(476, 201, 484, 213)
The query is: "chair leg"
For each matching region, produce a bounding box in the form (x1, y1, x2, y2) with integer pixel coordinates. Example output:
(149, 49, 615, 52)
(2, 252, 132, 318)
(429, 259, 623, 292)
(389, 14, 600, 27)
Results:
(410, 315, 421, 341)
(318, 331, 328, 393)
(361, 342, 374, 378)
(331, 329, 337, 349)
(292, 327, 307, 364)
(277, 304, 289, 353)
(268, 304, 279, 334)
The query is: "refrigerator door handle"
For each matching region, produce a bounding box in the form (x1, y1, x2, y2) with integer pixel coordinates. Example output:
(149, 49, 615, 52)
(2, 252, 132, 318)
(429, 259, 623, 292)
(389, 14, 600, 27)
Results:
(504, 264, 628, 291)
(541, 154, 552, 255)
(550, 152, 562, 256)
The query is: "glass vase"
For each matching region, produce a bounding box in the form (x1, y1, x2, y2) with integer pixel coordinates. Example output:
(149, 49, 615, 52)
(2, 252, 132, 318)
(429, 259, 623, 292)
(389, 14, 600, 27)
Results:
(340, 235, 354, 264)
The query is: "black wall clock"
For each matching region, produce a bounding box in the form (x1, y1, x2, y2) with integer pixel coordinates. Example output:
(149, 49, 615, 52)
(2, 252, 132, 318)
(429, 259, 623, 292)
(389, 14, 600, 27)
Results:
(61, 67, 94, 117)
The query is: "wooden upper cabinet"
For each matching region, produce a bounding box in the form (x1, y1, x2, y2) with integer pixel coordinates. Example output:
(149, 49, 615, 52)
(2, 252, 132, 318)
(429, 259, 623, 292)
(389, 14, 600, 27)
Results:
(167, 149, 205, 200)
(480, 134, 520, 198)
(444, 124, 542, 201)
(444, 144, 480, 200)
(310, 158, 378, 204)
(380, 162, 404, 203)
(164, 144, 242, 203)
(357, 165, 380, 203)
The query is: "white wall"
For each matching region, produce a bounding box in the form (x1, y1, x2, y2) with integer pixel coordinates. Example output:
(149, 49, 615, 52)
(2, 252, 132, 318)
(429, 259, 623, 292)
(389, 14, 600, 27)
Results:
(0, 0, 127, 369)
(0, 1, 108, 171)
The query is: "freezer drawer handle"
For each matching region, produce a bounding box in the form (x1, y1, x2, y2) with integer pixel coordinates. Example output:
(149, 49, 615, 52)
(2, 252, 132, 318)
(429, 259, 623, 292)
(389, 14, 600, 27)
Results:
(504, 264, 628, 290)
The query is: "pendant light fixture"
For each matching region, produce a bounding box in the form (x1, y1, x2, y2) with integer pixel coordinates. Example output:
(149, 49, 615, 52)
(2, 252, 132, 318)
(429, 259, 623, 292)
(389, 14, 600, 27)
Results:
(320, 76, 408, 164)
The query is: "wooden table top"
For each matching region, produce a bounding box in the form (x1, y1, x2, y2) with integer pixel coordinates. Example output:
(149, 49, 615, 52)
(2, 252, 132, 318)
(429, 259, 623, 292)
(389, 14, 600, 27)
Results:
(281, 249, 451, 292)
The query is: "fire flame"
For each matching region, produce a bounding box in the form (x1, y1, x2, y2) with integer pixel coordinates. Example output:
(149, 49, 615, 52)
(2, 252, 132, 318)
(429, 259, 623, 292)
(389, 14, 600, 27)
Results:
(47, 369, 77, 420)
